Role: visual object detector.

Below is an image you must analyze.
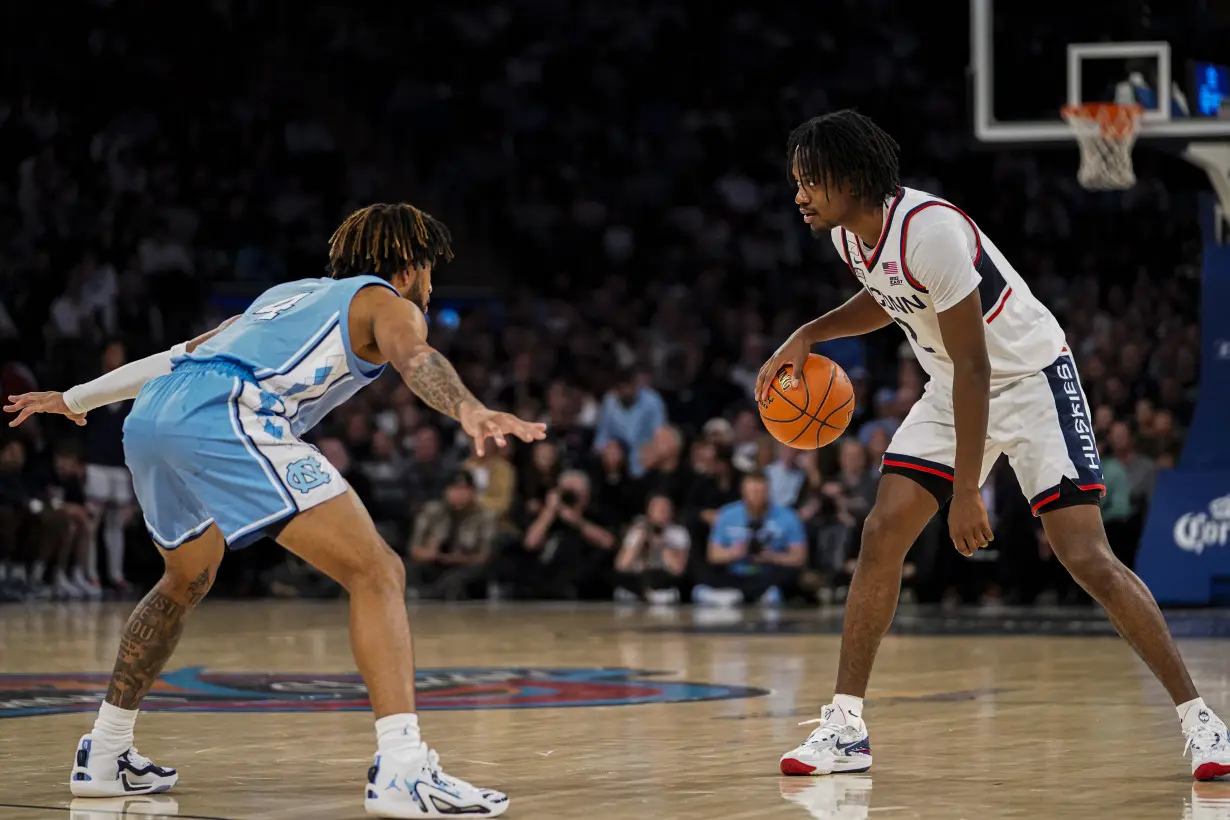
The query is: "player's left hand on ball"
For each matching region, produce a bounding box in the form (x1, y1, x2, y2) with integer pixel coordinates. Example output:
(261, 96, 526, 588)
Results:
(4, 392, 87, 428)
(948, 488, 994, 557)
(460, 405, 547, 456)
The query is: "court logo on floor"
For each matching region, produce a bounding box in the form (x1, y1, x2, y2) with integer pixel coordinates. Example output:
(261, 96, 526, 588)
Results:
(0, 667, 768, 718)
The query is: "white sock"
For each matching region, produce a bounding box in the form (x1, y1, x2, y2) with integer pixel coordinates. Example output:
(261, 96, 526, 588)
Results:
(832, 694, 865, 725)
(92, 702, 138, 753)
(1179, 697, 1213, 730)
(375, 713, 422, 757)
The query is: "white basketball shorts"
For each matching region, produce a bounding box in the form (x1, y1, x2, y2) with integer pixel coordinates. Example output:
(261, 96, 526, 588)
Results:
(882, 349, 1105, 516)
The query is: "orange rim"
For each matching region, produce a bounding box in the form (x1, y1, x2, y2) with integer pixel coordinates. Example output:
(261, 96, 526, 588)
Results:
(1060, 103, 1144, 139)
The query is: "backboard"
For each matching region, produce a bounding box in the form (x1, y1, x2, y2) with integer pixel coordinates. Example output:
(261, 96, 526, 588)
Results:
(970, 0, 1230, 144)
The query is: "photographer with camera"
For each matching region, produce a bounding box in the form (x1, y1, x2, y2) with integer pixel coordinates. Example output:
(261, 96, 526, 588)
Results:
(614, 493, 691, 604)
(697, 470, 807, 607)
(518, 469, 617, 599)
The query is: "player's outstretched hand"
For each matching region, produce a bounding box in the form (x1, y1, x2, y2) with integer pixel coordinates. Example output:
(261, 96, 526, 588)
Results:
(756, 328, 811, 402)
(948, 488, 994, 557)
(459, 404, 547, 457)
(4, 391, 87, 428)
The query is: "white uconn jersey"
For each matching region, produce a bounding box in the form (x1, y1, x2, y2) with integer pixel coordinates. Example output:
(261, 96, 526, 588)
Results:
(831, 187, 1065, 391)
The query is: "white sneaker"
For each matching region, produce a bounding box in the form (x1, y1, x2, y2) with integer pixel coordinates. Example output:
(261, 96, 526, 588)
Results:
(55, 570, 85, 601)
(1186, 709, 1230, 781)
(646, 588, 680, 606)
(70, 735, 178, 797)
(73, 568, 103, 600)
(780, 776, 873, 820)
(69, 795, 179, 820)
(780, 704, 873, 776)
(1190, 782, 1230, 820)
(693, 584, 742, 607)
(365, 743, 509, 818)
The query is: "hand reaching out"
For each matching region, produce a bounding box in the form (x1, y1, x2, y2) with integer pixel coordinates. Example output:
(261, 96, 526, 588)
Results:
(5, 392, 86, 427)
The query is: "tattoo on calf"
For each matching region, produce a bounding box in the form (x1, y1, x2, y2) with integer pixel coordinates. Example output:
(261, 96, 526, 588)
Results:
(104, 589, 191, 709)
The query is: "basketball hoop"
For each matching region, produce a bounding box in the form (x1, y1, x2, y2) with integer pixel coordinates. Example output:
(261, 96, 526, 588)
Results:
(1061, 103, 1145, 190)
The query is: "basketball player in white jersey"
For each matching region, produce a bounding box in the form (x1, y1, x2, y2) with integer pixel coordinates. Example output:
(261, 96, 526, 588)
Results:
(757, 110, 1230, 781)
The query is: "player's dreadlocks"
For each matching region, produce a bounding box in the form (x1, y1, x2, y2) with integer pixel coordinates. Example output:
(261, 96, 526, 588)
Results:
(786, 110, 901, 205)
(327, 203, 454, 280)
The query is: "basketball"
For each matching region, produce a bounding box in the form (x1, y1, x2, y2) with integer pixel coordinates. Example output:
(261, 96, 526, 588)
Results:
(758, 354, 855, 449)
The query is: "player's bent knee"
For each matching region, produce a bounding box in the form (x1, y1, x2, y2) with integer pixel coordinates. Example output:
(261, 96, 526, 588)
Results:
(858, 511, 910, 566)
(345, 545, 406, 598)
(1054, 539, 1120, 587)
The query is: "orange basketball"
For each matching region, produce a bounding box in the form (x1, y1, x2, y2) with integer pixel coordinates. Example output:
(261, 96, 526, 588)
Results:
(758, 354, 855, 449)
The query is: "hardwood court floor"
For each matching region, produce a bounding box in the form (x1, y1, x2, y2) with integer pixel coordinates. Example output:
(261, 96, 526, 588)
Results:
(2, 601, 1230, 820)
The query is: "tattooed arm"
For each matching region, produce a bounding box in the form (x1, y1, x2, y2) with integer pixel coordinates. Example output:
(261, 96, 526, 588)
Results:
(366, 288, 547, 455)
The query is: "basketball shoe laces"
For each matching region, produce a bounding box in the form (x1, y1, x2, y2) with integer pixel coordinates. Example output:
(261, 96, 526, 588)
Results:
(1184, 720, 1228, 759)
(420, 744, 504, 802)
(120, 747, 158, 771)
(796, 717, 864, 751)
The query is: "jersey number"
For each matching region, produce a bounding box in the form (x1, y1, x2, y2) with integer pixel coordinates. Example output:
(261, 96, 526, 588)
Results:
(253, 293, 309, 321)
(893, 318, 936, 353)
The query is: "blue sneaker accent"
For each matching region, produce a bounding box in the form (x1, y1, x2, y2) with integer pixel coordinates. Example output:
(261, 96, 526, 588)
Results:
(836, 736, 872, 756)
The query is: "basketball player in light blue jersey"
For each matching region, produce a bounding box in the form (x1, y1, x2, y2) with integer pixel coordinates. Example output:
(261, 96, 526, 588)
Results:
(7, 203, 542, 818)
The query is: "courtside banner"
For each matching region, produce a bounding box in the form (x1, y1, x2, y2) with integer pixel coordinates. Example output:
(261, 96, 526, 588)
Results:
(1183, 195, 1230, 469)
(1137, 469, 1230, 605)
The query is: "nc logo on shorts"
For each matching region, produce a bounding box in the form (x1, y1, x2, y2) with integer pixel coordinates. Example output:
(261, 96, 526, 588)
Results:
(285, 457, 332, 494)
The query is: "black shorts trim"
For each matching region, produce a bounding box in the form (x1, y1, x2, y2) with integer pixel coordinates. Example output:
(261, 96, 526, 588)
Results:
(881, 452, 954, 506)
(1030, 476, 1106, 517)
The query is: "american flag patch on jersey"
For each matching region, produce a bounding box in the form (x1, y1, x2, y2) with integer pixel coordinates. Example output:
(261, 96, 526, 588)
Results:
(883, 261, 898, 274)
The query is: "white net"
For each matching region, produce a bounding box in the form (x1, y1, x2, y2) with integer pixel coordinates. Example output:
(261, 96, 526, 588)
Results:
(1062, 104, 1144, 190)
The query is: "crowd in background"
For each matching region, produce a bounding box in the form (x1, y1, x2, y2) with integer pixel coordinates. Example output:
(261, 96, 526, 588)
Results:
(0, 0, 1209, 605)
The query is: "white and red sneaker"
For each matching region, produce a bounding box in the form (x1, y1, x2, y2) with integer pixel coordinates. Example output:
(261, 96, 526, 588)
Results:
(780, 704, 872, 776)
(1187, 709, 1230, 781)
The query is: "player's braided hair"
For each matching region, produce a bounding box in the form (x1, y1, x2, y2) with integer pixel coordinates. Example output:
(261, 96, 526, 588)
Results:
(786, 110, 901, 205)
(327, 203, 454, 280)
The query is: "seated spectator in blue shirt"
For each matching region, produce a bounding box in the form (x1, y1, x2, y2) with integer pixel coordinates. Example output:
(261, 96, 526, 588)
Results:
(594, 368, 666, 478)
(695, 471, 807, 607)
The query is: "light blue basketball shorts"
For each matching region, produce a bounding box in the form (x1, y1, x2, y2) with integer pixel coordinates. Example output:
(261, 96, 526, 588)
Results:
(123, 360, 346, 550)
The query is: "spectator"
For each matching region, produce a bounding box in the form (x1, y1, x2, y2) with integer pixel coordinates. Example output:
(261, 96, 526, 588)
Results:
(464, 445, 517, 523)
(41, 442, 95, 600)
(858, 388, 905, 447)
(593, 368, 666, 477)
(765, 443, 806, 508)
(515, 440, 561, 528)
(0, 439, 42, 601)
(614, 494, 691, 604)
(1106, 421, 1158, 509)
(1101, 455, 1135, 564)
(404, 426, 456, 518)
(1104, 421, 1157, 568)
(83, 340, 133, 596)
(683, 441, 739, 531)
(589, 439, 643, 526)
(358, 429, 411, 545)
(406, 471, 497, 601)
(696, 471, 807, 607)
(639, 425, 690, 507)
(514, 470, 617, 599)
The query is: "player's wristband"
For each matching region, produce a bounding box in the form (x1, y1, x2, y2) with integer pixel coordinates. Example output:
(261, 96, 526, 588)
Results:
(62, 342, 188, 414)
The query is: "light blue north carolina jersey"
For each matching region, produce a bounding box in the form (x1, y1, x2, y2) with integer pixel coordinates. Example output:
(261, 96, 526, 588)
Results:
(125, 275, 398, 550)
(178, 275, 397, 437)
